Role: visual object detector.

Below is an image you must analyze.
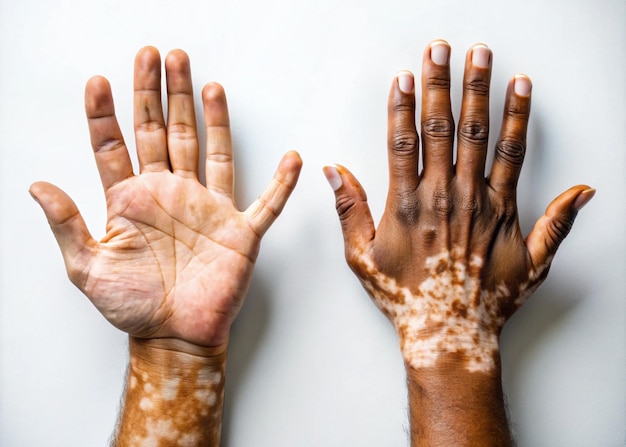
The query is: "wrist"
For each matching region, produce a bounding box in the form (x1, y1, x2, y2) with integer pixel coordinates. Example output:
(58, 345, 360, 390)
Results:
(115, 337, 227, 446)
(397, 326, 501, 374)
(129, 336, 228, 381)
(405, 354, 512, 447)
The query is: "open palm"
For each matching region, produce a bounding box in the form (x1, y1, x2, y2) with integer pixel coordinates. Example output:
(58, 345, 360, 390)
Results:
(30, 47, 301, 348)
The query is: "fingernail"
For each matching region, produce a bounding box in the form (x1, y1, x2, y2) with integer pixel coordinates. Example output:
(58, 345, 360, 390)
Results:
(573, 188, 596, 211)
(430, 41, 450, 66)
(472, 44, 491, 68)
(514, 74, 532, 97)
(323, 165, 342, 191)
(397, 71, 414, 94)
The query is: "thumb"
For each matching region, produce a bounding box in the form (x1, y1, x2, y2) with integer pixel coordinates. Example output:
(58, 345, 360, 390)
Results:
(526, 184, 595, 268)
(29, 181, 95, 283)
(323, 164, 375, 259)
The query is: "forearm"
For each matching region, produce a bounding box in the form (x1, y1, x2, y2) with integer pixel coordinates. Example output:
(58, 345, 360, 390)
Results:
(113, 337, 227, 447)
(405, 351, 513, 447)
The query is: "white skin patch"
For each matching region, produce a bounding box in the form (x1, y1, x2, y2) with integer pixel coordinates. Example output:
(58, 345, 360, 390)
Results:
(162, 378, 180, 400)
(139, 397, 154, 411)
(357, 249, 546, 373)
(124, 358, 225, 446)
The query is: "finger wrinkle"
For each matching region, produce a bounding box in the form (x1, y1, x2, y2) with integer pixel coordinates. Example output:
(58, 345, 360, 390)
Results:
(458, 121, 489, 146)
(464, 78, 490, 96)
(50, 208, 82, 227)
(136, 120, 166, 133)
(392, 102, 415, 113)
(135, 87, 162, 94)
(422, 117, 455, 139)
(425, 75, 450, 90)
(206, 153, 232, 163)
(93, 138, 126, 154)
(494, 140, 525, 168)
(168, 122, 197, 139)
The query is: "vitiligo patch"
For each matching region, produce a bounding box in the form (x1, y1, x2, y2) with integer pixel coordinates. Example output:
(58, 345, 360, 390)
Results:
(355, 249, 546, 373)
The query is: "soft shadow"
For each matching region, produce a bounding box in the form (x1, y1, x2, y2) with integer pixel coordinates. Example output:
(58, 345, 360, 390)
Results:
(517, 107, 546, 236)
(500, 274, 589, 438)
(220, 272, 272, 446)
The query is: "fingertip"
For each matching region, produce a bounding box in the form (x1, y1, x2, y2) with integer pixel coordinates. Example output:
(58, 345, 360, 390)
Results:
(546, 184, 594, 216)
(277, 151, 303, 186)
(513, 74, 532, 97)
(323, 165, 343, 191)
(202, 82, 226, 101)
(428, 39, 450, 66)
(85, 75, 114, 117)
(28, 180, 56, 204)
(469, 43, 492, 68)
(165, 48, 190, 69)
(135, 46, 161, 65)
(202, 82, 229, 126)
(282, 150, 303, 170)
(396, 70, 415, 94)
(573, 187, 596, 211)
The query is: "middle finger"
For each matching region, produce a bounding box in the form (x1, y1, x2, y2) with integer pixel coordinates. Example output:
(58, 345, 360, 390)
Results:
(165, 49, 199, 178)
(455, 44, 492, 183)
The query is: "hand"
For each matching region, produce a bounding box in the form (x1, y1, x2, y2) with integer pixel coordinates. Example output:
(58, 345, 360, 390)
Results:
(324, 40, 594, 373)
(30, 46, 302, 350)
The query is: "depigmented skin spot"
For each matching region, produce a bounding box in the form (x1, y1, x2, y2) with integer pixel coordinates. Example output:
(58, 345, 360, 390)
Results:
(353, 248, 547, 373)
(114, 341, 226, 446)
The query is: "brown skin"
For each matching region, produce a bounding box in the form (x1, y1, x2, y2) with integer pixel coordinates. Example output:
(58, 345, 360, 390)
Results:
(30, 46, 302, 446)
(325, 40, 594, 446)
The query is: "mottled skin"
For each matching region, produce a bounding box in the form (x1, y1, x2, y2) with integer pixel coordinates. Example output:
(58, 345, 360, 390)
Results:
(30, 47, 302, 446)
(325, 40, 594, 446)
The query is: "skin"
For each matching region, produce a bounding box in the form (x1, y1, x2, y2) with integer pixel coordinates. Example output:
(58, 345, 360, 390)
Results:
(30, 46, 302, 446)
(324, 40, 594, 446)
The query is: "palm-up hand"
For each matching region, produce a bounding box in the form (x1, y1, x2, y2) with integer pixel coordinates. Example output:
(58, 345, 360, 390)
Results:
(30, 47, 302, 348)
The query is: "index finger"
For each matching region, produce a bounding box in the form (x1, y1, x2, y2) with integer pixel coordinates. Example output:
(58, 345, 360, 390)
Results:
(202, 82, 234, 197)
(85, 76, 134, 190)
(488, 75, 532, 197)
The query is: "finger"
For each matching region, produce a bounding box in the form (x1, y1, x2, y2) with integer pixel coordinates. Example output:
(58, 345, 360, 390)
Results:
(455, 44, 492, 182)
(387, 71, 419, 200)
(165, 49, 199, 178)
(526, 185, 595, 268)
(29, 181, 96, 283)
(202, 82, 234, 196)
(134, 46, 169, 173)
(323, 164, 375, 258)
(85, 76, 134, 190)
(488, 75, 532, 197)
(420, 40, 454, 184)
(244, 151, 303, 237)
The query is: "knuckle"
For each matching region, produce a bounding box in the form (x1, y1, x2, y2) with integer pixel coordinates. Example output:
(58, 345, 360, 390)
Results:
(93, 138, 125, 154)
(426, 74, 451, 90)
(167, 122, 196, 140)
(495, 139, 525, 168)
(391, 128, 419, 154)
(422, 117, 455, 140)
(460, 196, 480, 213)
(394, 193, 420, 224)
(547, 216, 574, 247)
(459, 119, 489, 146)
(429, 188, 452, 217)
(335, 194, 358, 221)
(392, 101, 415, 113)
(505, 98, 529, 119)
(465, 77, 490, 96)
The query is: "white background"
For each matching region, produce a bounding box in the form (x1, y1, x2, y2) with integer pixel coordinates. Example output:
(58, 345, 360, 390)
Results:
(1, 0, 624, 446)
